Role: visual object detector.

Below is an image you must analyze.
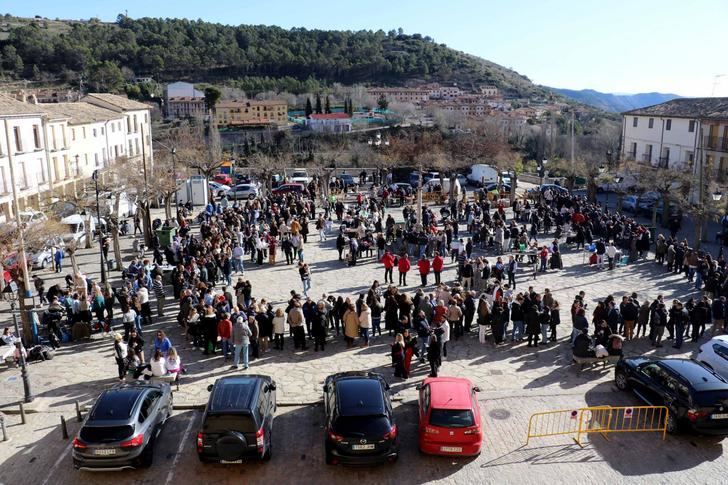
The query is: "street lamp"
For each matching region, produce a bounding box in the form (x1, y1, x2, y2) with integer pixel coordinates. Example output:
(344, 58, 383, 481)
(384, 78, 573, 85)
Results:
(3, 287, 34, 403)
(92, 170, 107, 285)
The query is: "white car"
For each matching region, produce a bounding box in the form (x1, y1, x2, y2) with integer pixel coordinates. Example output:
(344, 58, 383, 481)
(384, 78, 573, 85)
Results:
(290, 170, 311, 185)
(209, 181, 231, 197)
(698, 336, 728, 379)
(18, 210, 48, 226)
(31, 237, 65, 270)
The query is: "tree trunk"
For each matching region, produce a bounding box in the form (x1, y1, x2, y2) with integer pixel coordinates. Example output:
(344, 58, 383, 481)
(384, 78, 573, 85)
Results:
(661, 193, 670, 228)
(164, 195, 173, 222)
(112, 227, 123, 271)
(510, 173, 518, 204)
(616, 192, 624, 214)
(85, 214, 93, 249)
(587, 179, 598, 203)
(694, 212, 704, 249)
(16, 279, 34, 346)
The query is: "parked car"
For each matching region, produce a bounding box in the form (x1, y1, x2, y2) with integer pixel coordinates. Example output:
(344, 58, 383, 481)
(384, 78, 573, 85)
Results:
(233, 173, 252, 184)
(61, 214, 103, 246)
(213, 173, 233, 186)
(290, 170, 311, 185)
(417, 377, 483, 456)
(527, 184, 569, 197)
(379, 182, 413, 197)
(18, 210, 48, 226)
(226, 184, 259, 200)
(323, 371, 398, 466)
(337, 173, 356, 188)
(698, 336, 728, 380)
(197, 375, 276, 463)
(408, 171, 439, 188)
(614, 357, 728, 435)
(209, 181, 231, 198)
(72, 382, 173, 470)
(422, 177, 462, 196)
(484, 183, 511, 194)
(638, 197, 682, 219)
(31, 237, 65, 270)
(621, 195, 639, 212)
(271, 183, 306, 196)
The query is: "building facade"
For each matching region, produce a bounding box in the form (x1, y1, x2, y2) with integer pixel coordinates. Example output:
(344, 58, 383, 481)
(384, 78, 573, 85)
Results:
(621, 98, 728, 178)
(215, 100, 288, 127)
(367, 87, 430, 104)
(164, 82, 206, 119)
(305, 113, 353, 133)
(0, 93, 153, 223)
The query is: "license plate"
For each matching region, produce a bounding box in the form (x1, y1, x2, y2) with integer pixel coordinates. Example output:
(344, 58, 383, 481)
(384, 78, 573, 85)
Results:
(352, 444, 375, 450)
(94, 448, 117, 456)
(440, 446, 463, 453)
(220, 459, 243, 464)
(712, 413, 728, 419)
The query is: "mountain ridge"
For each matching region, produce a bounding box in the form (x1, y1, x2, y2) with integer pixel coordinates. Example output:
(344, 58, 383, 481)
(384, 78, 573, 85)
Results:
(548, 87, 681, 112)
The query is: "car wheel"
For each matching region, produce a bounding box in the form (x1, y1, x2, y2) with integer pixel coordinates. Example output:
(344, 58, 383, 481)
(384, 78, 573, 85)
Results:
(614, 371, 630, 391)
(40, 258, 47, 269)
(665, 411, 680, 434)
(248, 194, 255, 200)
(139, 439, 155, 467)
(324, 444, 335, 465)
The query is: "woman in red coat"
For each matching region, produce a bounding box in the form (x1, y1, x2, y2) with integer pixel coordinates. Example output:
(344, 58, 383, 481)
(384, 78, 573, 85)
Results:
(398, 254, 411, 286)
(417, 255, 431, 287)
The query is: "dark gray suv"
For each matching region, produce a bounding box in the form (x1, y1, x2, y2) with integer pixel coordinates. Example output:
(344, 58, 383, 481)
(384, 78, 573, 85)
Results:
(72, 382, 173, 471)
(197, 375, 277, 463)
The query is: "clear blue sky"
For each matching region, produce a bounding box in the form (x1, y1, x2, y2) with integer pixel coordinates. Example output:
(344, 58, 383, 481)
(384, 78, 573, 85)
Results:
(6, 0, 728, 96)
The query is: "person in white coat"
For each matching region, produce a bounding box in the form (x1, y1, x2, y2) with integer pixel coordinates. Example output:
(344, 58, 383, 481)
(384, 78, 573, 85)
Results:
(272, 308, 287, 350)
(358, 303, 372, 347)
(440, 319, 450, 358)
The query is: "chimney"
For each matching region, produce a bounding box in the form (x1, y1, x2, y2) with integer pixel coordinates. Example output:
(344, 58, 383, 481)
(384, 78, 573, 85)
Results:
(28, 94, 38, 104)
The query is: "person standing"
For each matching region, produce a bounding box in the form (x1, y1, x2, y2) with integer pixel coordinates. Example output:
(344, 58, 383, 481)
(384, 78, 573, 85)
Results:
(217, 312, 233, 360)
(299, 262, 311, 296)
(427, 334, 442, 377)
(343, 302, 359, 348)
(398, 254, 411, 286)
(447, 300, 463, 340)
(113, 333, 128, 381)
(288, 301, 307, 350)
(152, 275, 165, 318)
(525, 305, 541, 347)
(33, 275, 46, 304)
(417, 255, 431, 287)
(511, 295, 525, 342)
(432, 252, 444, 285)
(358, 302, 372, 347)
(312, 302, 328, 351)
(137, 283, 152, 327)
(381, 250, 395, 284)
(392, 333, 406, 378)
(507, 256, 517, 289)
(54, 247, 63, 273)
(549, 301, 560, 341)
(272, 308, 286, 350)
(231, 316, 251, 370)
(672, 301, 687, 349)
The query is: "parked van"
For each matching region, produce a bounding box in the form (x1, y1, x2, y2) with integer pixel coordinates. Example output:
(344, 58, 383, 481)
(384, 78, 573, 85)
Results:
(467, 164, 499, 186)
(60, 214, 100, 247)
(422, 178, 462, 197)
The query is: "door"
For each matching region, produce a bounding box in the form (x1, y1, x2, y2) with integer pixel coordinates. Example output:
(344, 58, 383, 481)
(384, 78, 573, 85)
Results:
(633, 363, 662, 404)
(712, 343, 728, 378)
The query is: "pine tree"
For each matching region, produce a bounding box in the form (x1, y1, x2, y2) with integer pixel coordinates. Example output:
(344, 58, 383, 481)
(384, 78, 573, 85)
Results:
(315, 93, 322, 114)
(324, 95, 331, 114)
(305, 97, 313, 117)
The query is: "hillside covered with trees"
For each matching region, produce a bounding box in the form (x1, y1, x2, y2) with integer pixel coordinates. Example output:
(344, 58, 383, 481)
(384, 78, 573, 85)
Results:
(0, 14, 544, 96)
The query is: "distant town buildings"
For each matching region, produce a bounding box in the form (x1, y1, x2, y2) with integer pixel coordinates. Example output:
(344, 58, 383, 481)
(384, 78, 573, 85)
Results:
(215, 99, 288, 127)
(621, 97, 728, 178)
(164, 81, 206, 119)
(0, 93, 153, 222)
(305, 113, 353, 133)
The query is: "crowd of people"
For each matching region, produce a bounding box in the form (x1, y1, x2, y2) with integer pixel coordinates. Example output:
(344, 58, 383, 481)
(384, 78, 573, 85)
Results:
(19, 170, 727, 387)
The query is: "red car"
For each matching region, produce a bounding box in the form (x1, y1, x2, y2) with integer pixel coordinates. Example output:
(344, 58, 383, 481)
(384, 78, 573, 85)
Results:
(417, 377, 482, 456)
(213, 173, 233, 186)
(271, 183, 306, 196)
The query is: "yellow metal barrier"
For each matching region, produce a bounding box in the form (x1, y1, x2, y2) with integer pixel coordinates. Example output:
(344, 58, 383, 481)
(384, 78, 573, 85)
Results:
(526, 406, 668, 447)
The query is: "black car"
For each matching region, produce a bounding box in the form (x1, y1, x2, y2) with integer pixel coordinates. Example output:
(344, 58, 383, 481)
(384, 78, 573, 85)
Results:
(615, 357, 728, 435)
(323, 371, 398, 466)
(72, 382, 173, 471)
(197, 375, 277, 463)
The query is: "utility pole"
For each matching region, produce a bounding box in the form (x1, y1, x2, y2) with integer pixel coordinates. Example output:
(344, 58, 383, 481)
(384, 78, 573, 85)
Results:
(570, 110, 575, 173)
(140, 132, 153, 247)
(92, 170, 107, 285)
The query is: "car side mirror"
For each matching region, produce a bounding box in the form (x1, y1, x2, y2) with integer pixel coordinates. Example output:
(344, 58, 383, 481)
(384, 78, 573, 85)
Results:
(267, 384, 276, 392)
(473, 386, 481, 393)
(207, 384, 213, 392)
(323, 384, 329, 393)
(415, 384, 422, 391)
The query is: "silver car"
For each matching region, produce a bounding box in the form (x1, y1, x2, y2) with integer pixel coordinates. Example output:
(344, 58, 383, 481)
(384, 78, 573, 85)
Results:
(226, 184, 259, 199)
(72, 382, 173, 471)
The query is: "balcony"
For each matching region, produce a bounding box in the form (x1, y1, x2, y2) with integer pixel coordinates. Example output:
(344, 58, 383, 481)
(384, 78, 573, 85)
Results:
(704, 136, 728, 153)
(658, 157, 669, 168)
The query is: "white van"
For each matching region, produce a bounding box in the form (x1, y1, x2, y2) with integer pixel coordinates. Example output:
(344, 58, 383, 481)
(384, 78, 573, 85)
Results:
(60, 214, 100, 247)
(422, 178, 462, 197)
(468, 164, 499, 186)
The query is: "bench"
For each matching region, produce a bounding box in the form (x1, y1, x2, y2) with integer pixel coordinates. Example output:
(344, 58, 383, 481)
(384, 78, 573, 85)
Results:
(572, 354, 622, 371)
(124, 372, 180, 391)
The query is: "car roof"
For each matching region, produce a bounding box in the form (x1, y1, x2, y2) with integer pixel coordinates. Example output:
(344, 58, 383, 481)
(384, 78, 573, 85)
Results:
(707, 335, 728, 345)
(208, 376, 265, 413)
(660, 359, 728, 389)
(89, 388, 146, 422)
(336, 378, 386, 416)
(424, 377, 473, 409)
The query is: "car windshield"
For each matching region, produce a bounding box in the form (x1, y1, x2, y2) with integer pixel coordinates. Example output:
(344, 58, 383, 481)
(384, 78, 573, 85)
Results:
(333, 415, 390, 435)
(203, 414, 256, 433)
(80, 425, 134, 443)
(429, 409, 475, 428)
(692, 390, 728, 408)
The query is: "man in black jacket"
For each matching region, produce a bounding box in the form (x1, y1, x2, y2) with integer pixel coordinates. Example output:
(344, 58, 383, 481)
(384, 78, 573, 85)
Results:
(620, 295, 639, 340)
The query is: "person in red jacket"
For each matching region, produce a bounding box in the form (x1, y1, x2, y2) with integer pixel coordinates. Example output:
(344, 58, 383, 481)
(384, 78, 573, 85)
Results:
(417, 255, 431, 287)
(398, 254, 411, 286)
(217, 313, 233, 360)
(432, 252, 445, 285)
(381, 250, 395, 284)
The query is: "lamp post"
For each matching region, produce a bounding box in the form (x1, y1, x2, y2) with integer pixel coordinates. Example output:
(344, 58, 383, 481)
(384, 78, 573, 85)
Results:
(92, 170, 107, 285)
(5, 291, 33, 403)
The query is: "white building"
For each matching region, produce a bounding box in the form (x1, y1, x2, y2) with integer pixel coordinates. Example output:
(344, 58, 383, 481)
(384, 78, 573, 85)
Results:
(622, 98, 728, 177)
(0, 93, 153, 223)
(305, 113, 353, 133)
(164, 82, 206, 119)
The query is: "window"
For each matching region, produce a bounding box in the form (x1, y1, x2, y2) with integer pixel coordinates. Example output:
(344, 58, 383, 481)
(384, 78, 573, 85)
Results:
(13, 126, 22, 152)
(72, 128, 76, 141)
(17, 161, 27, 188)
(714, 343, 728, 360)
(37, 157, 46, 183)
(127, 117, 132, 133)
(633, 117, 638, 127)
(689, 120, 696, 132)
(101, 127, 105, 135)
(111, 123, 115, 133)
(84, 154, 89, 166)
(94, 153, 99, 167)
(687, 151, 694, 164)
(648, 118, 654, 129)
(82, 127, 87, 139)
(128, 140, 133, 156)
(92, 128, 97, 138)
(429, 409, 475, 428)
(0, 166, 7, 193)
(32, 125, 41, 149)
(135, 139, 140, 155)
(666, 119, 672, 131)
